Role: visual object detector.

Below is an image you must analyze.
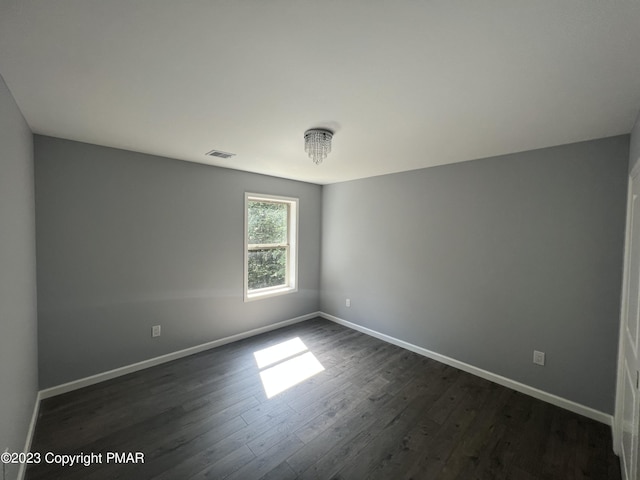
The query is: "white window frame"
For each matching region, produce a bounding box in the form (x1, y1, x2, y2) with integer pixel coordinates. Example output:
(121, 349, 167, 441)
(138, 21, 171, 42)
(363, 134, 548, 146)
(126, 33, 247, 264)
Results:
(244, 193, 298, 301)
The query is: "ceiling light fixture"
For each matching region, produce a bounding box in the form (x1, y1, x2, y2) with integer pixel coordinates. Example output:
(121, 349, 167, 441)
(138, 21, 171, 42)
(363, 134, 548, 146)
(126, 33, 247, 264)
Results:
(304, 128, 333, 165)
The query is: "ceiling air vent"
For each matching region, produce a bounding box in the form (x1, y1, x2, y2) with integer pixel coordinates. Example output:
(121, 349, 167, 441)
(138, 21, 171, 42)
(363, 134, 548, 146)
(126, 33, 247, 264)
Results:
(205, 149, 236, 159)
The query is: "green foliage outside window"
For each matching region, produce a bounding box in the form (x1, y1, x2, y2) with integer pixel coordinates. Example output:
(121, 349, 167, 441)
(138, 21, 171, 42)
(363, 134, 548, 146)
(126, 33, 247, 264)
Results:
(248, 249, 286, 289)
(248, 201, 288, 290)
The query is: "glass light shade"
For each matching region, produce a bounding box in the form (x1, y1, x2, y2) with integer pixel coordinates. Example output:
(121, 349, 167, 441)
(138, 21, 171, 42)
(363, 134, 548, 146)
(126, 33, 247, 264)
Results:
(304, 129, 333, 165)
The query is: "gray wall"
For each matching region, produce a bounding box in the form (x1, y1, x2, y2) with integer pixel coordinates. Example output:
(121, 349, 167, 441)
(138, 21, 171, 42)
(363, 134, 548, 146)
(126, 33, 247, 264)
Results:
(0, 74, 38, 479)
(321, 136, 629, 414)
(630, 111, 640, 173)
(35, 136, 322, 388)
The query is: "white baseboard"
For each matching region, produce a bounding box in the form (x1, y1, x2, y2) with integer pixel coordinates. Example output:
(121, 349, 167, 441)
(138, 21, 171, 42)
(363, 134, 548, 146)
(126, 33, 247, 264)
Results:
(31, 309, 612, 465)
(17, 391, 41, 480)
(320, 312, 613, 426)
(39, 312, 319, 399)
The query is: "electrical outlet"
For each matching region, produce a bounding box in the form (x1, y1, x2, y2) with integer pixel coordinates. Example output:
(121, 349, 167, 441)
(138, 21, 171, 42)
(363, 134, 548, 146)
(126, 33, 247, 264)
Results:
(346, 298, 351, 307)
(152, 325, 161, 337)
(533, 350, 545, 366)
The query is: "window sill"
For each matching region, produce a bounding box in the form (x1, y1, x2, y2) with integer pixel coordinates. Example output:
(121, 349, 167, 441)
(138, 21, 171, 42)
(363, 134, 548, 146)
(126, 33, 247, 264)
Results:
(245, 286, 297, 302)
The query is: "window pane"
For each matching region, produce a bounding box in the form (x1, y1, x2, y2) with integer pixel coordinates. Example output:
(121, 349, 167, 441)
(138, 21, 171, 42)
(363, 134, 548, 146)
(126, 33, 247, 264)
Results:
(248, 201, 287, 244)
(248, 247, 287, 290)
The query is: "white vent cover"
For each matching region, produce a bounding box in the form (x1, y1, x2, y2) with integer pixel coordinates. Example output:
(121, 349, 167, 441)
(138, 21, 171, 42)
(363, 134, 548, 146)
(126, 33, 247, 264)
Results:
(205, 149, 236, 159)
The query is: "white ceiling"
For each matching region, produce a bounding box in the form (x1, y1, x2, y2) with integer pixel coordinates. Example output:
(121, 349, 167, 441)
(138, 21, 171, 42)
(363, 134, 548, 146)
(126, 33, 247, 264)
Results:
(1, 1, 639, 185)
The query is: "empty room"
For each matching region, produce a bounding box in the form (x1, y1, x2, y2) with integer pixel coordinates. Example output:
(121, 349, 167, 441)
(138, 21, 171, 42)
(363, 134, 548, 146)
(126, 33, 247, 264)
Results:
(2, 1, 640, 479)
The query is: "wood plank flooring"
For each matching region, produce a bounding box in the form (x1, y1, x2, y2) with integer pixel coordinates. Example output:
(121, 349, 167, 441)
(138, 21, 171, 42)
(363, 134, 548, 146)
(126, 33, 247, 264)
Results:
(26, 318, 621, 479)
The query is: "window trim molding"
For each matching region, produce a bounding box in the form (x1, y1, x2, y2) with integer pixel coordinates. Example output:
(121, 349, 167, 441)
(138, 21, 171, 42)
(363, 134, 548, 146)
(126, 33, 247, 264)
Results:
(244, 192, 299, 302)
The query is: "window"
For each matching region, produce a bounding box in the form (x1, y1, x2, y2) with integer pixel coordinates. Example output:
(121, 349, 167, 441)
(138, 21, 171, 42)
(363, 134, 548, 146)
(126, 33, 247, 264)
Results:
(244, 193, 298, 301)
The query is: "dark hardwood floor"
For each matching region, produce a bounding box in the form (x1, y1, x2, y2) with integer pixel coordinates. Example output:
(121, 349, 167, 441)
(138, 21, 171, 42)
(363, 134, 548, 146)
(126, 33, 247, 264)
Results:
(26, 318, 621, 480)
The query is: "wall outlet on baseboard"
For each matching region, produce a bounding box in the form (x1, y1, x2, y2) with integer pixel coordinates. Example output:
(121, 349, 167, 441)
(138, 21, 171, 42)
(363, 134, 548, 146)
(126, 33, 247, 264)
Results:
(346, 298, 351, 307)
(152, 325, 161, 338)
(533, 350, 545, 366)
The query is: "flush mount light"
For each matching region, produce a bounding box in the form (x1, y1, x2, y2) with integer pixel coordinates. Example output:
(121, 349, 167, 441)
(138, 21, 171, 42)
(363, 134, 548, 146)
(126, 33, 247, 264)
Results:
(304, 128, 333, 165)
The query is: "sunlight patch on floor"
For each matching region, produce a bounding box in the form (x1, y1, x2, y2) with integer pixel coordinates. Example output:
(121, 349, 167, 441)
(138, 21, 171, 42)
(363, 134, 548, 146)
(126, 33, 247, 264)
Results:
(253, 337, 308, 369)
(254, 337, 325, 398)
